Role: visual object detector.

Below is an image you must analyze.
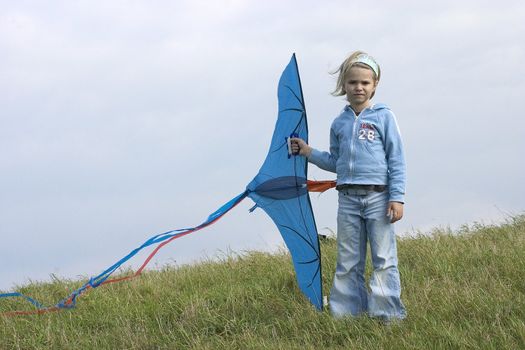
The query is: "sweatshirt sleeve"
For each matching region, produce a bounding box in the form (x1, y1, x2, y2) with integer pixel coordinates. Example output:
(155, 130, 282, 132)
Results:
(307, 125, 338, 173)
(383, 111, 406, 203)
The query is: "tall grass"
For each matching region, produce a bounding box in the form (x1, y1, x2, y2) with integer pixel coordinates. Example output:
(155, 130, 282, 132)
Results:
(1, 216, 524, 349)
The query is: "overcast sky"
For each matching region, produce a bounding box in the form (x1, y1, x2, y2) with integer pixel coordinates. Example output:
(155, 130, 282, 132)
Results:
(1, 0, 524, 291)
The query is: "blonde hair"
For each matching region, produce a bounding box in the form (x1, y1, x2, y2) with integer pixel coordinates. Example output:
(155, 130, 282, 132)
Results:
(331, 51, 381, 98)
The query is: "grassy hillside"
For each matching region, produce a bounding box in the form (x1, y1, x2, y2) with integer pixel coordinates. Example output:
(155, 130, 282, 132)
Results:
(1, 216, 524, 349)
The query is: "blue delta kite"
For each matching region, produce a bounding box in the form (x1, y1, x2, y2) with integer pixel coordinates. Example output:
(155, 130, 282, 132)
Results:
(0, 54, 336, 316)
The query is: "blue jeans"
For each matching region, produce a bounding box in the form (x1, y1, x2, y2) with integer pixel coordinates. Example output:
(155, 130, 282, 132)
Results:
(329, 189, 406, 319)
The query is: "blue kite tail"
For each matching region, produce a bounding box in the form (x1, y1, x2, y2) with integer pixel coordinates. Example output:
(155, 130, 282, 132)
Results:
(0, 191, 248, 316)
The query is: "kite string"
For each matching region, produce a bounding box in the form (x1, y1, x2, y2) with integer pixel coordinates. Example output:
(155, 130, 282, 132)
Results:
(0, 191, 248, 317)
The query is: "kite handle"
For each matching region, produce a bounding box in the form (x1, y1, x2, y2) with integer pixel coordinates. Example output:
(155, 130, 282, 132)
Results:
(286, 133, 299, 158)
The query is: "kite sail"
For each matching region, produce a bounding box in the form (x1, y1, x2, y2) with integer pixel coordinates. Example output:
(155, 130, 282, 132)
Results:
(0, 54, 333, 316)
(247, 54, 323, 310)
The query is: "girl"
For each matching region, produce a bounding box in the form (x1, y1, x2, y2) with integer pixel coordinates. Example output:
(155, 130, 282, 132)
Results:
(291, 51, 406, 320)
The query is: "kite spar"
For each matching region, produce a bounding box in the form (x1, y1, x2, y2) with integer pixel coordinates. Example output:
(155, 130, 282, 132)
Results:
(0, 54, 335, 316)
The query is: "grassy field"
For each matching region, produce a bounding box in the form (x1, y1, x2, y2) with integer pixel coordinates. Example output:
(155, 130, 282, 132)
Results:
(1, 215, 524, 349)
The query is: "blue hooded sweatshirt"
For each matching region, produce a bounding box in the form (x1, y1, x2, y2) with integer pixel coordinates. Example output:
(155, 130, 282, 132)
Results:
(308, 103, 406, 203)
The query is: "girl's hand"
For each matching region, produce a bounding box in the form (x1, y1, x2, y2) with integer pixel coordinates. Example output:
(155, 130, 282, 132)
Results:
(290, 138, 312, 157)
(387, 202, 404, 223)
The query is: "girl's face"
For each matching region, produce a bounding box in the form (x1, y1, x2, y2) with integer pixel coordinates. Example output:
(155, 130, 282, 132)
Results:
(344, 66, 378, 108)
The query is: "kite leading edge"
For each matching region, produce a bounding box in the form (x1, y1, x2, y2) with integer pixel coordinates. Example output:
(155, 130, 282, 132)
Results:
(0, 54, 331, 316)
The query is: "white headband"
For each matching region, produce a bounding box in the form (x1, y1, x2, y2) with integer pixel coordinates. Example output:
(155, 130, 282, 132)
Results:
(350, 54, 379, 78)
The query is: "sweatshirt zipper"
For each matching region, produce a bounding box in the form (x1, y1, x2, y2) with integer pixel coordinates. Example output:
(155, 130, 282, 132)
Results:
(348, 112, 360, 181)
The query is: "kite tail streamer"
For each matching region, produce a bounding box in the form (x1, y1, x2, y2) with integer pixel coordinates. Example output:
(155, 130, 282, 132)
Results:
(0, 191, 248, 317)
(307, 180, 336, 193)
